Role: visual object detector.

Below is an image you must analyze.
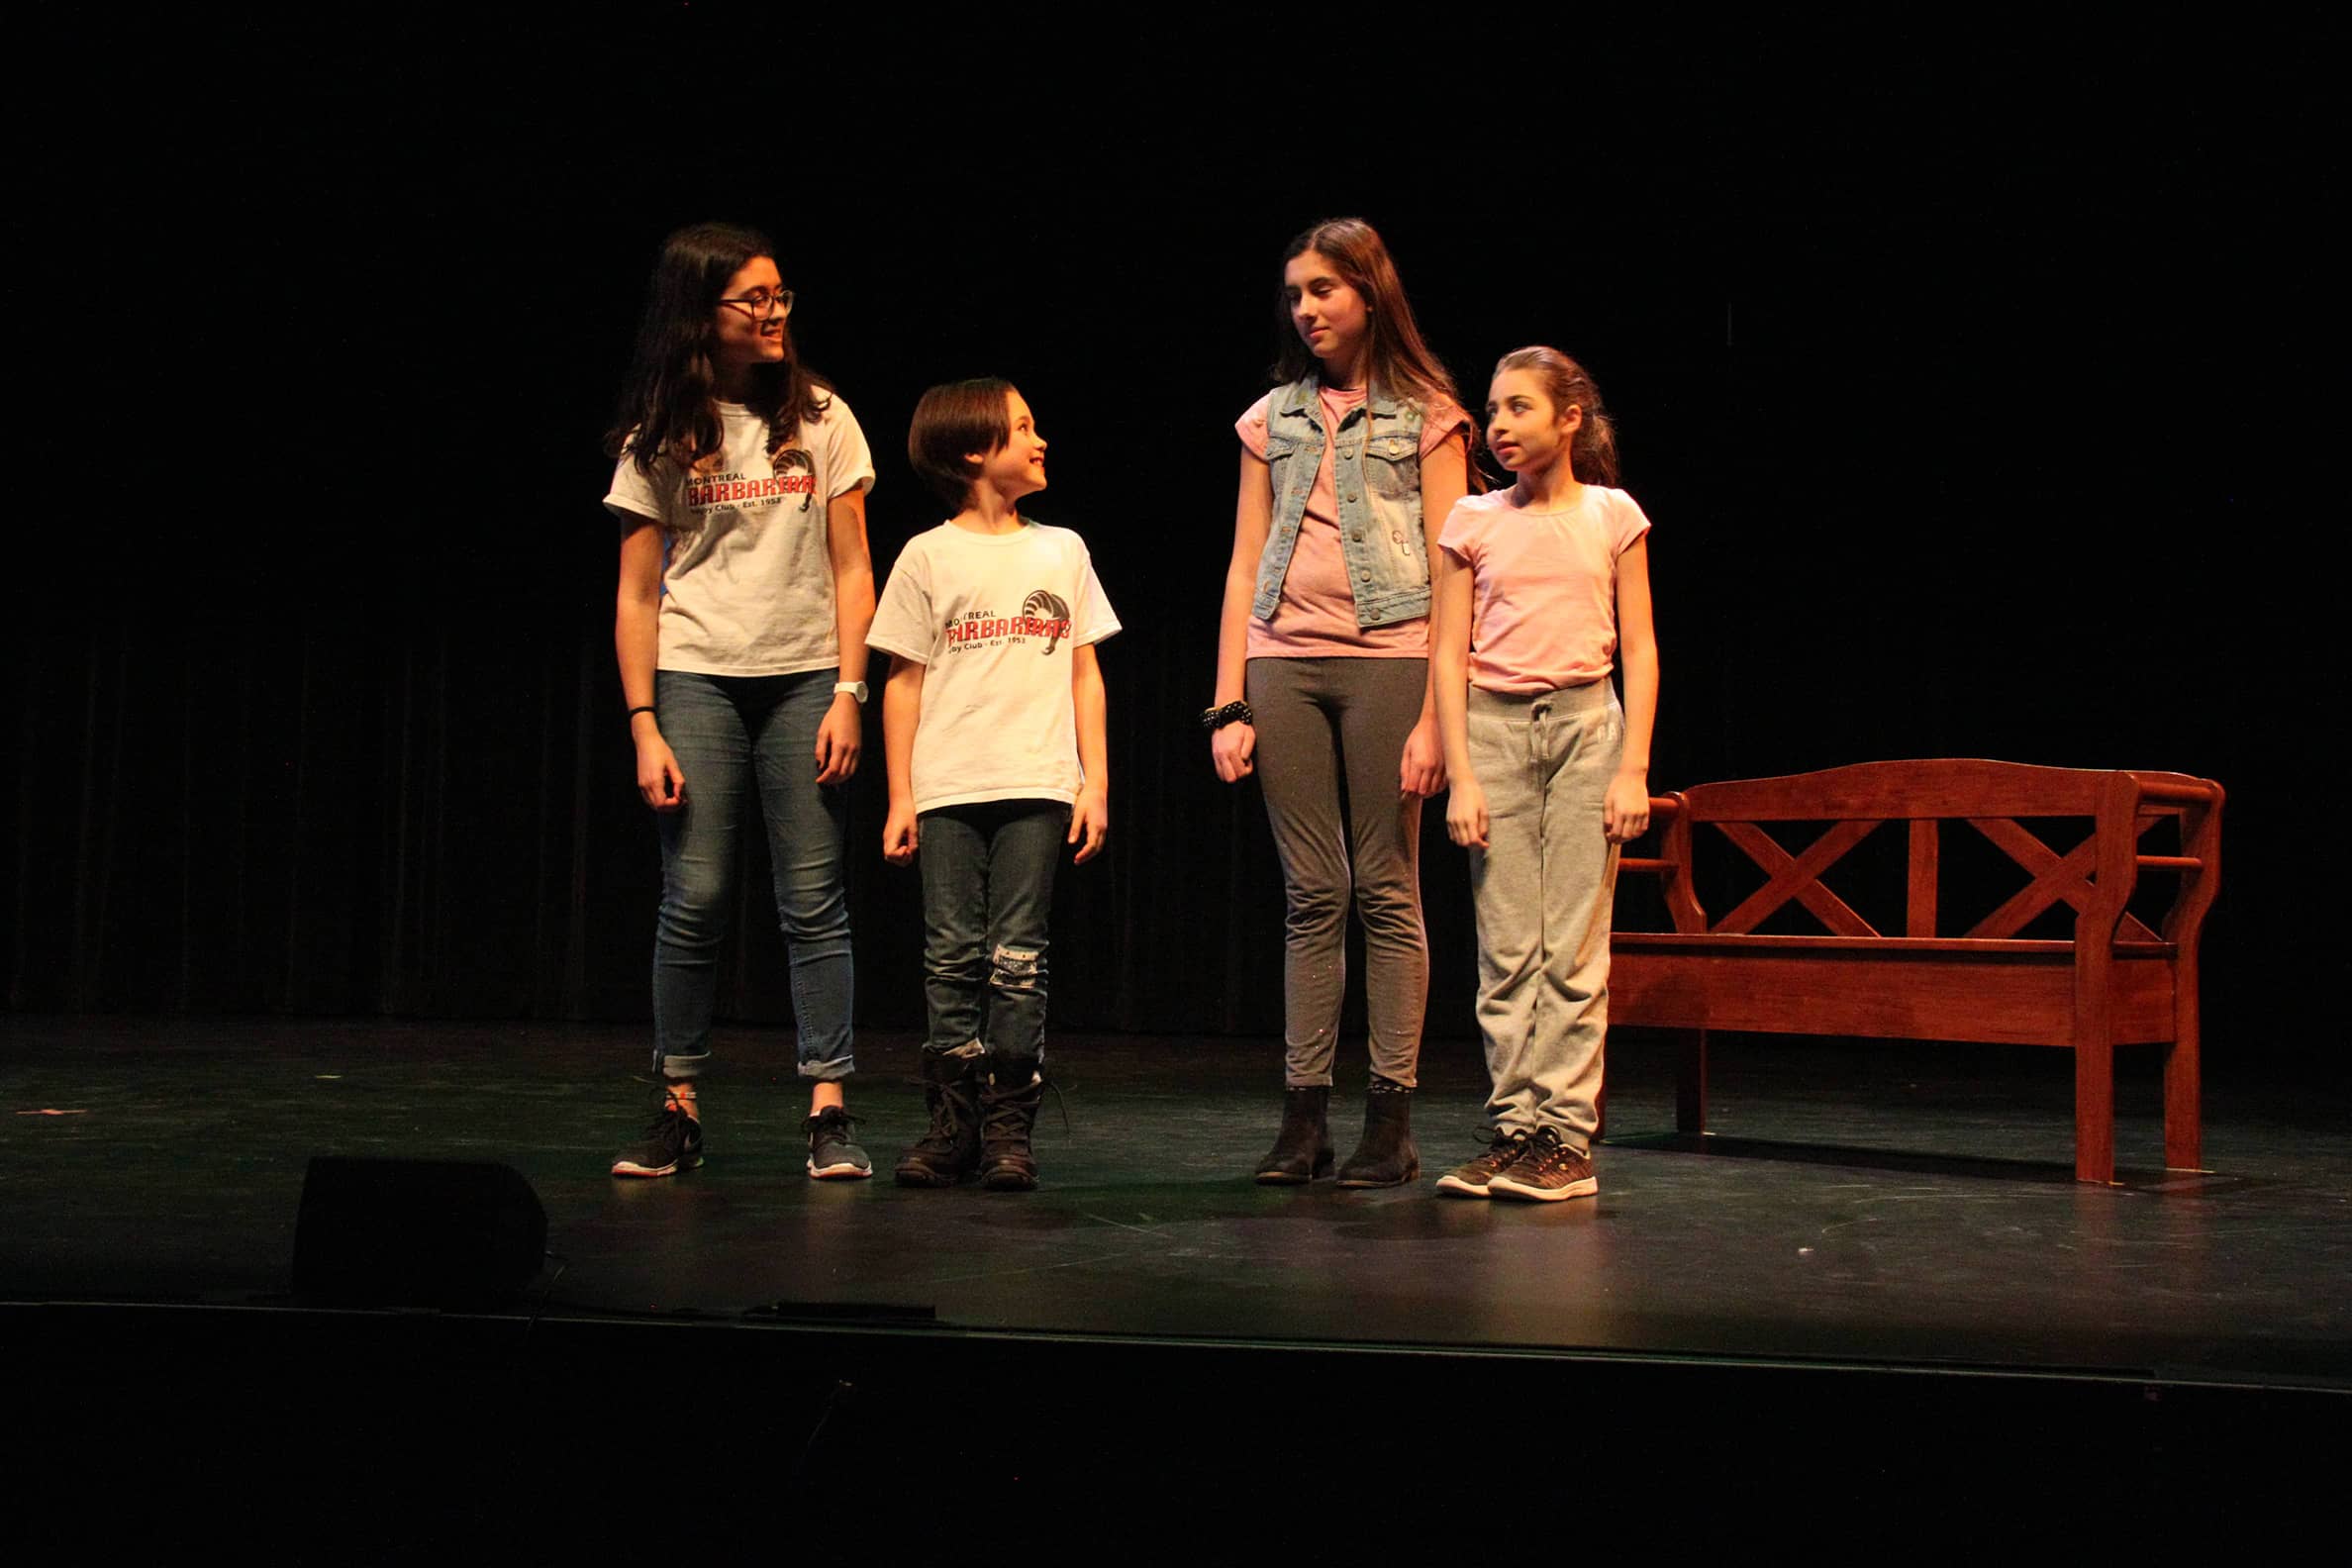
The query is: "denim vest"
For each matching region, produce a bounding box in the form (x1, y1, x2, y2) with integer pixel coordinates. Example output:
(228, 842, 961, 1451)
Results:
(1250, 375, 1431, 628)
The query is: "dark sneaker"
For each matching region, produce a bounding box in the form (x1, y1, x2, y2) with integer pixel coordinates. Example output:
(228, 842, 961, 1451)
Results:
(805, 1106, 873, 1180)
(1486, 1127, 1596, 1202)
(611, 1086, 704, 1178)
(1434, 1127, 1533, 1198)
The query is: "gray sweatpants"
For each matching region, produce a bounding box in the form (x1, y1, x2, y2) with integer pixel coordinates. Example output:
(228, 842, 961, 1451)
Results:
(1245, 656, 1429, 1089)
(1465, 680, 1621, 1152)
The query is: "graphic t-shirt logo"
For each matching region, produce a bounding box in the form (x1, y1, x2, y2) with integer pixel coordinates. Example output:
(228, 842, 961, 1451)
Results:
(943, 586, 1075, 655)
(1023, 590, 1071, 654)
(682, 447, 817, 513)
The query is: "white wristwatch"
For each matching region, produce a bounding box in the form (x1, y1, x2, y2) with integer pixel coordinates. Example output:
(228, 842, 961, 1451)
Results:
(833, 680, 868, 705)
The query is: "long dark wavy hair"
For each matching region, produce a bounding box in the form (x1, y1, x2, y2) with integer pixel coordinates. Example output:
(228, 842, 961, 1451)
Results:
(604, 222, 833, 481)
(1272, 218, 1463, 417)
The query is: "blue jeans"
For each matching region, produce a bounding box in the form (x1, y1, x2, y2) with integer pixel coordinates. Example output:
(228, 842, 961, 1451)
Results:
(651, 669, 854, 1081)
(918, 800, 1068, 1064)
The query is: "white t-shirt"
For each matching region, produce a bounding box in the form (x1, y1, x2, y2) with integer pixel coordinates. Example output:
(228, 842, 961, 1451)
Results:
(865, 520, 1121, 813)
(604, 396, 876, 677)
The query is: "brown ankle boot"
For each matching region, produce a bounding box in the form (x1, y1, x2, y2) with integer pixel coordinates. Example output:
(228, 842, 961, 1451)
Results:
(1255, 1085, 1334, 1184)
(1335, 1076, 1420, 1188)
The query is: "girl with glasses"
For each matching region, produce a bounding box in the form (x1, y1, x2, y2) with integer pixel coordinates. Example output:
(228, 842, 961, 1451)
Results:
(602, 222, 879, 1183)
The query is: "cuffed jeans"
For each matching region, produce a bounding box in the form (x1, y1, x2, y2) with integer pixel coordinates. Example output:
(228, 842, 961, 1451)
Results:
(1465, 680, 1621, 1151)
(651, 668, 854, 1082)
(1245, 656, 1429, 1089)
(918, 799, 1068, 1064)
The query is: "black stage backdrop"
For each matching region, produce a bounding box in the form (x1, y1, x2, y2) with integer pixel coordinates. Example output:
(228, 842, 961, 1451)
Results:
(5, 20, 2325, 1060)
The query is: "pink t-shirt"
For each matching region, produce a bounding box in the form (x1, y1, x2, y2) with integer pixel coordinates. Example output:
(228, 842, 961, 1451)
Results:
(1235, 387, 1468, 658)
(1438, 485, 1652, 693)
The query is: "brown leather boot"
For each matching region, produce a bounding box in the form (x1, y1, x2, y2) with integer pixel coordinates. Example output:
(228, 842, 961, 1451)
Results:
(978, 1054, 1046, 1192)
(895, 1047, 984, 1187)
(1335, 1076, 1420, 1188)
(1254, 1085, 1334, 1184)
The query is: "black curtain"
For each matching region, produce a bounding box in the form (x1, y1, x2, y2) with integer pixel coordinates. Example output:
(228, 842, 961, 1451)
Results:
(6, 22, 2322, 1058)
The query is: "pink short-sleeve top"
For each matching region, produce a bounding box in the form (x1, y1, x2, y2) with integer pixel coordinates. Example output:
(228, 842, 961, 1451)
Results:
(1437, 484, 1652, 693)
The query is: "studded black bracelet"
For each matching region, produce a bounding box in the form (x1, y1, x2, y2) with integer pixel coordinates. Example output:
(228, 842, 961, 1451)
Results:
(1200, 700, 1254, 732)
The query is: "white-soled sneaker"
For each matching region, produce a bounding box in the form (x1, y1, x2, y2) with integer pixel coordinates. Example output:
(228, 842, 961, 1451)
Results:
(611, 1086, 704, 1178)
(1434, 1127, 1533, 1198)
(1486, 1127, 1597, 1202)
(805, 1106, 873, 1180)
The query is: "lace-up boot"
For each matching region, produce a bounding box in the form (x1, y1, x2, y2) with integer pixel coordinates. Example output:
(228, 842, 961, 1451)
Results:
(1334, 1075, 1420, 1188)
(1486, 1126, 1597, 1201)
(1254, 1085, 1334, 1184)
(610, 1081, 704, 1179)
(1434, 1127, 1531, 1198)
(978, 1053, 1046, 1192)
(895, 1048, 984, 1187)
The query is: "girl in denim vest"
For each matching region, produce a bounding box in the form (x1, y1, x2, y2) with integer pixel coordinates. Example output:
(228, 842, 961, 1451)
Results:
(1208, 218, 1473, 1188)
(602, 223, 880, 1185)
(1430, 348, 1659, 1202)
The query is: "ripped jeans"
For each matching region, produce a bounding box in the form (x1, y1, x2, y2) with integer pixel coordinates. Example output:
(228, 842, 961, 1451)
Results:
(917, 799, 1069, 1064)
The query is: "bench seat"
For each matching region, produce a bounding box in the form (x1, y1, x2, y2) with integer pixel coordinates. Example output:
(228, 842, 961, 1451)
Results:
(1606, 760, 2222, 1182)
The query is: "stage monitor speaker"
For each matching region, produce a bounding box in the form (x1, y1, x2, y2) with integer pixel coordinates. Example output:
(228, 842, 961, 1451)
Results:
(292, 1156, 548, 1309)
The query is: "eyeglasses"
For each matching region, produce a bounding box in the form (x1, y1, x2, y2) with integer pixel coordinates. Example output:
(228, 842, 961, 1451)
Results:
(718, 288, 795, 319)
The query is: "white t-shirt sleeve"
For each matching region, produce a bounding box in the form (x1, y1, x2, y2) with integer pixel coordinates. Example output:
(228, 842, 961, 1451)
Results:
(819, 394, 877, 498)
(864, 534, 936, 665)
(1072, 545, 1122, 647)
(604, 444, 666, 523)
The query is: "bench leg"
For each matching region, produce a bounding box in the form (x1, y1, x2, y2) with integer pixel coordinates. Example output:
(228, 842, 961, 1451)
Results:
(2075, 1036, 2115, 1184)
(2164, 1028, 2203, 1173)
(1676, 1029, 1709, 1134)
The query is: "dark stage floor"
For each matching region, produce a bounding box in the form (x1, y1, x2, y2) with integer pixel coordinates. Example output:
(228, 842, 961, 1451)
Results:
(6, 1016, 2347, 1386)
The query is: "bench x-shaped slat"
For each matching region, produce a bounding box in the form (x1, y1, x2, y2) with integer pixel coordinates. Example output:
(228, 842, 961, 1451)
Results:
(1964, 818, 2162, 941)
(1712, 820, 1881, 936)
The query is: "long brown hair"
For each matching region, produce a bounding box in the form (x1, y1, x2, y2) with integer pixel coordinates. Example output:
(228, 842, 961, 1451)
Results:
(1273, 218, 1462, 417)
(1492, 345, 1620, 486)
(603, 222, 833, 482)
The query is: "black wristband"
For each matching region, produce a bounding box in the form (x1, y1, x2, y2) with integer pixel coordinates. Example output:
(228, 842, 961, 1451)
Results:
(1200, 700, 1253, 732)
(627, 705, 656, 722)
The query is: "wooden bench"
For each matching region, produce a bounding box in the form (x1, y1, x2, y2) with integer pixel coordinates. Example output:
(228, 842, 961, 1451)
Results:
(1607, 759, 2223, 1183)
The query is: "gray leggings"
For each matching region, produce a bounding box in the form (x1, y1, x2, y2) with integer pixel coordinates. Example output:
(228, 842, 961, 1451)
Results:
(1244, 656, 1429, 1088)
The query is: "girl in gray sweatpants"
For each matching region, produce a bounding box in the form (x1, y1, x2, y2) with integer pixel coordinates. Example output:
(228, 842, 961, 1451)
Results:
(1429, 347, 1662, 1202)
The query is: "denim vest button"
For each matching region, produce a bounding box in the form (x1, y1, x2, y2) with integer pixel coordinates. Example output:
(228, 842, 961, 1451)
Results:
(1351, 530, 1364, 540)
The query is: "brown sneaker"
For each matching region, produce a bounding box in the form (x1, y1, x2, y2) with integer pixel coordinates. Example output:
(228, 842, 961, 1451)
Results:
(1434, 1127, 1532, 1198)
(1487, 1127, 1596, 1202)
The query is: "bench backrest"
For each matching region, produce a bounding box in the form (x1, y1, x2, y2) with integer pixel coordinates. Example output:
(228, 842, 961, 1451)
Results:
(1626, 759, 2222, 946)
